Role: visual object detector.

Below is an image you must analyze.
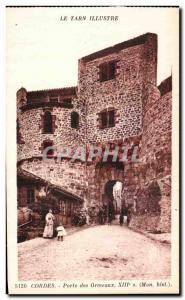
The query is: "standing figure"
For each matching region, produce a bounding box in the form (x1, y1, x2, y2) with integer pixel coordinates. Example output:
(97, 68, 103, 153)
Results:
(56, 223, 67, 241)
(119, 207, 124, 226)
(108, 201, 114, 225)
(119, 202, 128, 225)
(113, 181, 123, 212)
(86, 210, 90, 225)
(102, 205, 107, 224)
(98, 206, 104, 224)
(43, 209, 55, 238)
(127, 205, 133, 226)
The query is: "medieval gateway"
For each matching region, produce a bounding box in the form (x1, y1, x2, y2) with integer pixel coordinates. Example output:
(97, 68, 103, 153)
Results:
(17, 33, 172, 238)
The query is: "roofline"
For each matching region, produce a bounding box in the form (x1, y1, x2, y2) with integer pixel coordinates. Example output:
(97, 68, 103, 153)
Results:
(51, 184, 83, 202)
(158, 75, 172, 96)
(17, 168, 47, 185)
(80, 32, 157, 63)
(17, 168, 83, 202)
(27, 86, 77, 95)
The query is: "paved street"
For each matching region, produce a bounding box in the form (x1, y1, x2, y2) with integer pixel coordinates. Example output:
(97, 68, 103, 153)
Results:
(18, 225, 170, 280)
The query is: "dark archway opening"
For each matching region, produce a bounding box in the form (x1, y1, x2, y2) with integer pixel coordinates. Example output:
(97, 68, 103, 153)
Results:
(104, 180, 117, 200)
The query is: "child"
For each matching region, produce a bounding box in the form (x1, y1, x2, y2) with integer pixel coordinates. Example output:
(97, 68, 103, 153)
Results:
(56, 223, 67, 241)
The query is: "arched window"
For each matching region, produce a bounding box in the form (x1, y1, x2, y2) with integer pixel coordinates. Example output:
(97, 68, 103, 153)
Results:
(71, 111, 79, 129)
(43, 111, 53, 133)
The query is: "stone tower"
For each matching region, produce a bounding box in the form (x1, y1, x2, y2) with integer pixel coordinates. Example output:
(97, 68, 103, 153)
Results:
(17, 87, 86, 199)
(77, 33, 158, 209)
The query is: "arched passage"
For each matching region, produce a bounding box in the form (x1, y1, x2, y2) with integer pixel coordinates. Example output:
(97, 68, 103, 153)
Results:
(104, 180, 123, 213)
(92, 162, 124, 209)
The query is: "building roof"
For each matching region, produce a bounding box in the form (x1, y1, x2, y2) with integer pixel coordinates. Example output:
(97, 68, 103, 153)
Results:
(27, 86, 77, 99)
(50, 183, 83, 202)
(81, 32, 157, 62)
(158, 76, 172, 96)
(17, 168, 47, 185)
(17, 168, 83, 202)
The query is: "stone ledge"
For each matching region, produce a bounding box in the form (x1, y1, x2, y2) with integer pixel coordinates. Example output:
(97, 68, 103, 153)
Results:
(21, 102, 73, 112)
(128, 226, 171, 245)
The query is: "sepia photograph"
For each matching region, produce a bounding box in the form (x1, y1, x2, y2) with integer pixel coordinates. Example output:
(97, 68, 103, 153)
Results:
(6, 6, 179, 294)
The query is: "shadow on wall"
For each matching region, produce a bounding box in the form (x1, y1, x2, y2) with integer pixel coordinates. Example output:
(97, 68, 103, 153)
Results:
(136, 180, 161, 215)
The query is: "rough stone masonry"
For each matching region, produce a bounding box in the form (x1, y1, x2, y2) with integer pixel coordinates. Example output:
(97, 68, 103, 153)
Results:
(17, 33, 172, 233)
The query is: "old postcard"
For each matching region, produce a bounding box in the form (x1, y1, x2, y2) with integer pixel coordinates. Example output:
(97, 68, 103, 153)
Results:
(6, 6, 180, 295)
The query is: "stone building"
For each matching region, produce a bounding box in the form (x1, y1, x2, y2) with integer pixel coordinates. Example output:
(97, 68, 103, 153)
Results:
(17, 33, 172, 232)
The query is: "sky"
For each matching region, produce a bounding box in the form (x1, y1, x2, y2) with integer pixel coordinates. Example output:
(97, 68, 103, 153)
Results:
(6, 7, 179, 92)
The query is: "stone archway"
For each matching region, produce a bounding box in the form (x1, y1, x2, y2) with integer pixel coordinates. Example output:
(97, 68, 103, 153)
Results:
(104, 180, 124, 214)
(93, 162, 124, 217)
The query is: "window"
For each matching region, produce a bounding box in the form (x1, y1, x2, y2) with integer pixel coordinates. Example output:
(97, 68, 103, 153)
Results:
(99, 61, 116, 82)
(43, 111, 53, 133)
(71, 111, 79, 129)
(100, 109, 115, 128)
(43, 140, 54, 158)
(50, 96, 58, 103)
(27, 189, 35, 204)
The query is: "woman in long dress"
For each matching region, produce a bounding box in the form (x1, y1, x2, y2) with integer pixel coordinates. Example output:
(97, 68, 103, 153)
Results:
(43, 209, 55, 238)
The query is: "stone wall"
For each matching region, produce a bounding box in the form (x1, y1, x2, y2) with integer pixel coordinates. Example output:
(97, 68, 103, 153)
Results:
(129, 86, 172, 233)
(141, 86, 172, 164)
(129, 215, 160, 232)
(78, 33, 157, 144)
(77, 32, 158, 213)
(20, 159, 86, 199)
(17, 97, 85, 162)
(16, 87, 87, 202)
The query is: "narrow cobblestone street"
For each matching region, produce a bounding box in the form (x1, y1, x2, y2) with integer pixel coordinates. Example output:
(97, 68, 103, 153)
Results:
(18, 225, 170, 281)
